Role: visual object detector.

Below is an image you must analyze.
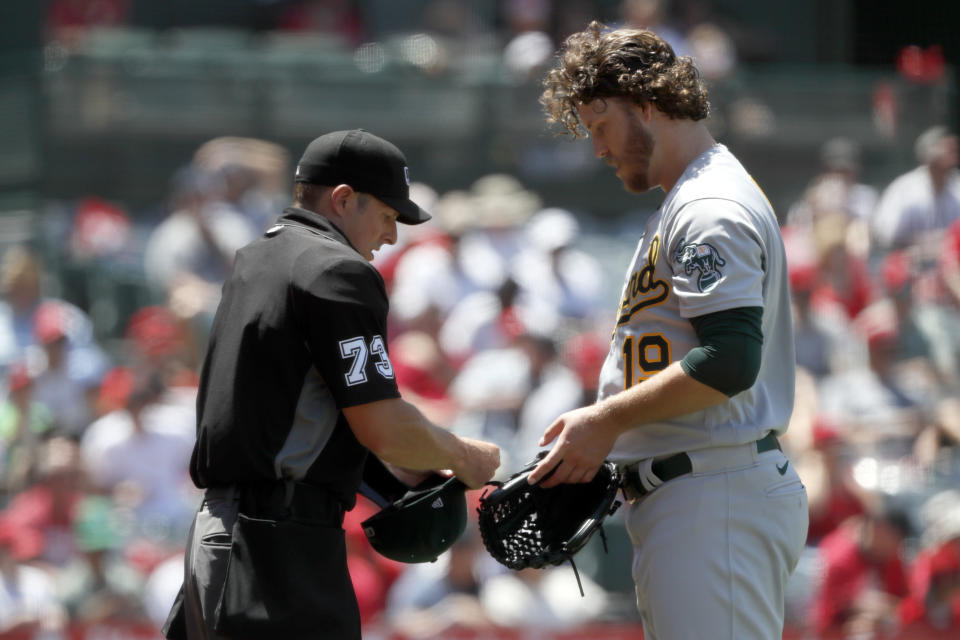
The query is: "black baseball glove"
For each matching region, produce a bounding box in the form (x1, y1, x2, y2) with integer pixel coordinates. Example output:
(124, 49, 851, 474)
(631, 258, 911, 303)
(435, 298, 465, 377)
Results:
(477, 452, 622, 596)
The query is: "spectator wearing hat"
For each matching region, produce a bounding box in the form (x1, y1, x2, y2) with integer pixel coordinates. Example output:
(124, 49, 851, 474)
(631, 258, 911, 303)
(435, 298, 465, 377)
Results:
(912, 396, 960, 473)
(811, 213, 875, 321)
(872, 125, 960, 252)
(439, 276, 539, 364)
(57, 494, 148, 626)
(388, 331, 459, 427)
(501, 0, 554, 80)
(854, 251, 942, 382)
(0, 248, 110, 440)
(883, 252, 934, 358)
(191, 137, 292, 236)
(511, 207, 606, 332)
(114, 306, 202, 452)
(143, 166, 256, 324)
(124, 305, 201, 393)
(929, 216, 960, 385)
(388, 189, 479, 340)
(618, 0, 690, 57)
(0, 246, 39, 368)
(900, 537, 960, 631)
(810, 502, 912, 637)
(816, 308, 930, 449)
(69, 196, 133, 262)
(685, 20, 737, 82)
(0, 246, 106, 372)
(453, 173, 541, 294)
(940, 215, 960, 309)
(561, 330, 607, 406)
(30, 300, 106, 439)
(445, 324, 531, 467)
(81, 371, 195, 529)
(0, 362, 54, 497)
(789, 262, 837, 379)
(782, 207, 867, 378)
(782, 209, 874, 327)
(847, 252, 954, 461)
(445, 329, 586, 476)
(899, 490, 960, 632)
(2, 437, 87, 569)
(787, 137, 879, 230)
(513, 332, 585, 466)
(800, 419, 868, 545)
(0, 518, 66, 636)
(434, 189, 571, 361)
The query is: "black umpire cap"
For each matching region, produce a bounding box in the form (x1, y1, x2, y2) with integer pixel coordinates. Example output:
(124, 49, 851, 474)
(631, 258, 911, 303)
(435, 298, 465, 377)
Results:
(361, 475, 468, 563)
(295, 129, 431, 225)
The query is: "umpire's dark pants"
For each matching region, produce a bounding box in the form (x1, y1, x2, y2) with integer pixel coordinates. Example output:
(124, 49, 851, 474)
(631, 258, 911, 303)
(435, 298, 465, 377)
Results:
(183, 487, 238, 639)
(167, 485, 360, 639)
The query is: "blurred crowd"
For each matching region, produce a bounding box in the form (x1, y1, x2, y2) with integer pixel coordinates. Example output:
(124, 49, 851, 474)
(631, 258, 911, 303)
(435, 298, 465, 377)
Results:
(774, 125, 960, 638)
(0, 1, 948, 639)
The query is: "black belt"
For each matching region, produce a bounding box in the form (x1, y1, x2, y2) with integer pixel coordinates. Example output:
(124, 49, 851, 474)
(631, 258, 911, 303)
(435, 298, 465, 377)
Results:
(621, 432, 782, 502)
(205, 481, 345, 526)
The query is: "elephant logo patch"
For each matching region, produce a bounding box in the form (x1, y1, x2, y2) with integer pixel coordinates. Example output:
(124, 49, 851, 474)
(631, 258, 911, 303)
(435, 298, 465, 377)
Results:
(674, 237, 726, 292)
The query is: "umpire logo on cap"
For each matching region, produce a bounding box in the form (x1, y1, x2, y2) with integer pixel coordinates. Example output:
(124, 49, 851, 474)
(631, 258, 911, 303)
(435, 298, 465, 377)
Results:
(294, 130, 430, 225)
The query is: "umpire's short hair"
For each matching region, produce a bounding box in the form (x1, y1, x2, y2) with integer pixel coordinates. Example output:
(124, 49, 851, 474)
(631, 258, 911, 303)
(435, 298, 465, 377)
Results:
(541, 20, 709, 137)
(293, 183, 373, 213)
(293, 182, 335, 212)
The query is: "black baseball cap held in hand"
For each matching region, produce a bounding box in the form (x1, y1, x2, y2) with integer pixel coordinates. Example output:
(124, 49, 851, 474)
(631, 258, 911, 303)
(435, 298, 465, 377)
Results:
(295, 129, 431, 225)
(361, 475, 468, 563)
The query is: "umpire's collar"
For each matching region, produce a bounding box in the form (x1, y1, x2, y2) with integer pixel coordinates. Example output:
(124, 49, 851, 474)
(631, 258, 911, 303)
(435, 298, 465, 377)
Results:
(274, 206, 357, 252)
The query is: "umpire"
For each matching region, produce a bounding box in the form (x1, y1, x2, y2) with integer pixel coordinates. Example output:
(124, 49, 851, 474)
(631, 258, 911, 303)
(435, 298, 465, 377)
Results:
(163, 130, 501, 639)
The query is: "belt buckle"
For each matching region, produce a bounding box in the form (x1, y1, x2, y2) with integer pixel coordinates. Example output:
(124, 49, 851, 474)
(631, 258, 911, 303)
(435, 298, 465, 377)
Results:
(623, 486, 649, 505)
(620, 466, 647, 504)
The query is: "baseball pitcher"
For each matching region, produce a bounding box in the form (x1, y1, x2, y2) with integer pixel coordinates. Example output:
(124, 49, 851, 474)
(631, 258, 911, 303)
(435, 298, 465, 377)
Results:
(530, 22, 809, 639)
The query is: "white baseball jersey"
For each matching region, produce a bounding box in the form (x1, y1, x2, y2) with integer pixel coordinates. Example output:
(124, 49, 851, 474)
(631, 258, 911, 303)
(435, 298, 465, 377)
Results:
(600, 144, 795, 463)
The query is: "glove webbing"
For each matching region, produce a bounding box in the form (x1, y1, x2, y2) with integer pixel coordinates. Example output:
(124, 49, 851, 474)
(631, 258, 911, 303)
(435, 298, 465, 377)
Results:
(479, 481, 614, 598)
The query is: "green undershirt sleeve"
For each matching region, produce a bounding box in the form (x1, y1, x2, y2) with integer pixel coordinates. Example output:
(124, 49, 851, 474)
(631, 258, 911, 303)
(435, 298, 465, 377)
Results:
(680, 306, 764, 397)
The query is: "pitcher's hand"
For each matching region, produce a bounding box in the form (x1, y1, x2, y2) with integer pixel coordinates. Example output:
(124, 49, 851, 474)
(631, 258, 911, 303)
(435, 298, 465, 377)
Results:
(527, 405, 618, 488)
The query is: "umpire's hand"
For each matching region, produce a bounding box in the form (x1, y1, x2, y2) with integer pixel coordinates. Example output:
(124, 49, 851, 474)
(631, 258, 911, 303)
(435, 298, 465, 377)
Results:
(452, 437, 501, 489)
(346, 397, 500, 490)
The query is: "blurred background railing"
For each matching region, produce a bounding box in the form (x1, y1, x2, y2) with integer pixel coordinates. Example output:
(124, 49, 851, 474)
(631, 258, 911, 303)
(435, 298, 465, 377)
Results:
(21, 30, 957, 216)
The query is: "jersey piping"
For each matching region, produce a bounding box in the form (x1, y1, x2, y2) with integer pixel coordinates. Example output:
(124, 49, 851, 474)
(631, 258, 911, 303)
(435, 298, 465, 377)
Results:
(273, 364, 340, 482)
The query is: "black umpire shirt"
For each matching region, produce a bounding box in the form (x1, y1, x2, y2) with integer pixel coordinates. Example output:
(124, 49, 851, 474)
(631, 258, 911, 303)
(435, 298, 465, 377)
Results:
(189, 206, 401, 510)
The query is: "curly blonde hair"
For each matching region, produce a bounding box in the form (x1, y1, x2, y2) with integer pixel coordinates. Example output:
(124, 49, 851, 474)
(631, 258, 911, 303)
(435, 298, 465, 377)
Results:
(541, 21, 709, 137)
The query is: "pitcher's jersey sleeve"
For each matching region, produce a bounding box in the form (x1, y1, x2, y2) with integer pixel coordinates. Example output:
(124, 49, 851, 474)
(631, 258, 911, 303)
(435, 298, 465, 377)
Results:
(665, 198, 766, 318)
(296, 256, 400, 408)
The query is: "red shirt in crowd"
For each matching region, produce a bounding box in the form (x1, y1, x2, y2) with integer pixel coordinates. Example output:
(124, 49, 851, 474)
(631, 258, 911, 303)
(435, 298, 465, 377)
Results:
(812, 519, 909, 633)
